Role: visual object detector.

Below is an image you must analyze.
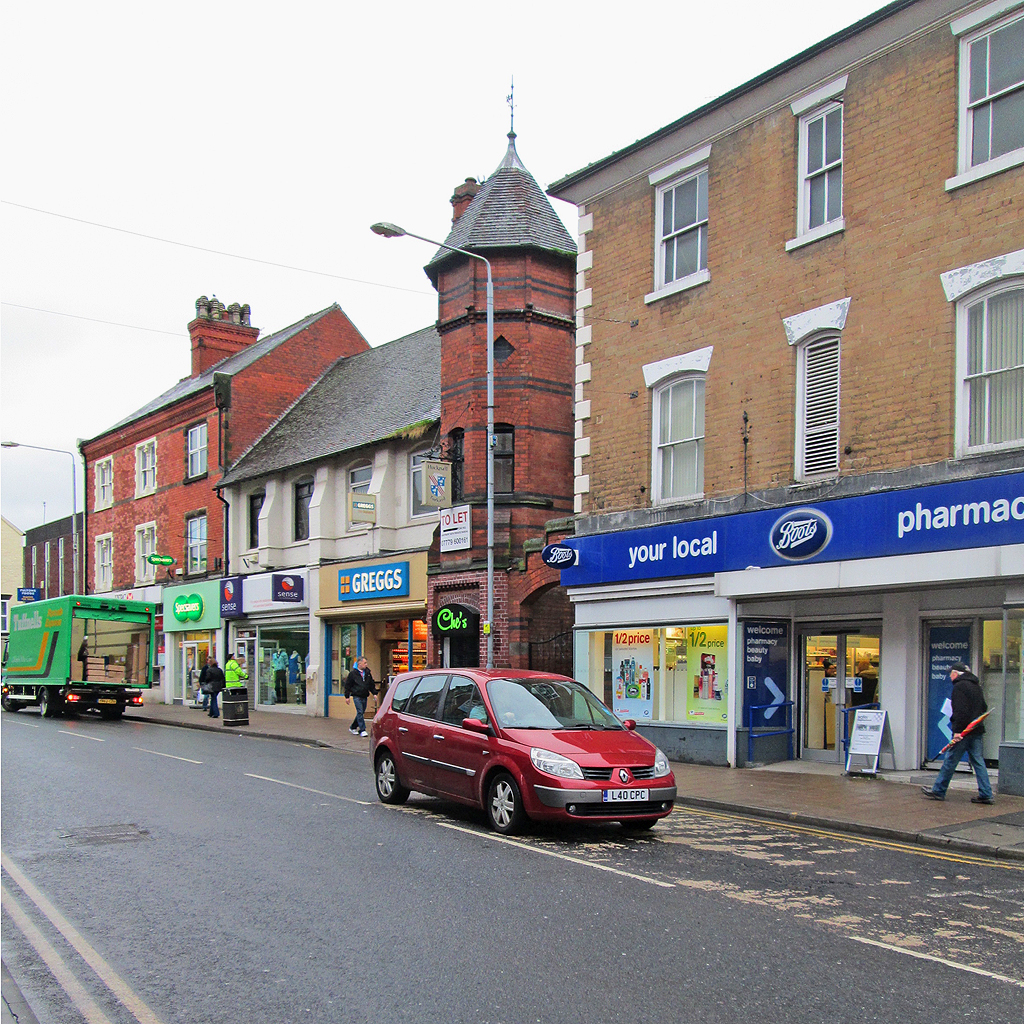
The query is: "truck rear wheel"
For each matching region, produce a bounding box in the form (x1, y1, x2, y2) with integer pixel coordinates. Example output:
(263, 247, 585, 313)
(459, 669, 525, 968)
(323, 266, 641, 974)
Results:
(38, 687, 60, 718)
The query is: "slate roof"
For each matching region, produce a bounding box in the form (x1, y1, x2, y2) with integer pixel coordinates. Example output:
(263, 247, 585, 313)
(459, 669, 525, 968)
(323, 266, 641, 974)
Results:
(424, 133, 576, 285)
(88, 305, 345, 441)
(219, 325, 441, 486)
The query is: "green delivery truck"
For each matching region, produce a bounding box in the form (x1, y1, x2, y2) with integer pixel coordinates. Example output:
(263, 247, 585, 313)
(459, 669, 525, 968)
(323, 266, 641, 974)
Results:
(2, 595, 156, 719)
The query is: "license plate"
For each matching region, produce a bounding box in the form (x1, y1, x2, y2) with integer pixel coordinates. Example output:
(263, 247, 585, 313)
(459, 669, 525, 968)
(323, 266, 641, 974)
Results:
(602, 788, 649, 803)
(98, 698, 116, 705)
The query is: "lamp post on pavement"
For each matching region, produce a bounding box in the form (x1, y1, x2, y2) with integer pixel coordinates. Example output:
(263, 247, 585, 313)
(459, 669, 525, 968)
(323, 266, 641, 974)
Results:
(370, 221, 495, 668)
(2, 441, 80, 595)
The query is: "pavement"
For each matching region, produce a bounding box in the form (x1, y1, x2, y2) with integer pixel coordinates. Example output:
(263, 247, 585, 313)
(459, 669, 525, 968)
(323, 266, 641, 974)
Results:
(125, 697, 1024, 861)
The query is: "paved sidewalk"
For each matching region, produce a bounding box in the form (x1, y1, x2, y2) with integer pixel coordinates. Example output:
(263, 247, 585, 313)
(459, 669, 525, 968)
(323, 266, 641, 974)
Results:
(128, 700, 1024, 861)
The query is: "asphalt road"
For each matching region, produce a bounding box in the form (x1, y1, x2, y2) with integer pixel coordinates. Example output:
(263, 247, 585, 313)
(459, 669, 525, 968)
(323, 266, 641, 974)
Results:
(2, 711, 1022, 1024)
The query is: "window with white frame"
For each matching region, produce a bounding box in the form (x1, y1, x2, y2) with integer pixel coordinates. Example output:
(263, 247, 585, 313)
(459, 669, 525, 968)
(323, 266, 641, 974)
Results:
(957, 282, 1024, 454)
(410, 452, 432, 517)
(652, 376, 705, 503)
(349, 463, 371, 494)
(186, 515, 207, 574)
(799, 102, 843, 234)
(96, 534, 113, 592)
(1, 598, 9, 634)
(135, 522, 157, 582)
(294, 479, 314, 541)
(58, 537, 65, 596)
(135, 439, 157, 496)
(796, 335, 841, 479)
(95, 457, 113, 509)
(957, 8, 1024, 179)
(187, 422, 208, 479)
(44, 542, 51, 599)
(248, 491, 264, 550)
(656, 168, 709, 291)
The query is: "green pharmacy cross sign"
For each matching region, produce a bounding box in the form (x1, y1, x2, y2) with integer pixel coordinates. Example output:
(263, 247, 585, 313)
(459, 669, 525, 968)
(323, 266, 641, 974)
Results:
(172, 593, 205, 623)
(147, 554, 176, 566)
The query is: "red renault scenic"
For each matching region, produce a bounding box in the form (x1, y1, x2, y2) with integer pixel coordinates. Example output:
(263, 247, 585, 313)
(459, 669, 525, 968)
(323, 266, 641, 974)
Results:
(369, 669, 676, 834)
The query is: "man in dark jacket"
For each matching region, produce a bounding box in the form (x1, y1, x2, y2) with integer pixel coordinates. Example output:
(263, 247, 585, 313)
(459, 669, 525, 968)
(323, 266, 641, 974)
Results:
(344, 657, 376, 737)
(923, 662, 993, 803)
(205, 660, 226, 719)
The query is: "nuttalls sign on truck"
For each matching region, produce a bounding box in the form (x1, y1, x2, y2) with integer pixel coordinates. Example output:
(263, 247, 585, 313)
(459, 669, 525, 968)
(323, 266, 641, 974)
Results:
(1, 595, 156, 719)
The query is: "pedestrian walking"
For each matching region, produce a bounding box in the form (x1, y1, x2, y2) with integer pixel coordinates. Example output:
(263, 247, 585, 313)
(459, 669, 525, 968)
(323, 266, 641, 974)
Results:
(922, 662, 994, 804)
(197, 657, 211, 711)
(204, 659, 226, 718)
(344, 656, 376, 737)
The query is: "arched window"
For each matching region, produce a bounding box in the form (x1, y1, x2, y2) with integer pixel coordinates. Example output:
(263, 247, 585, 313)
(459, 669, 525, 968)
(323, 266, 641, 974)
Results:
(795, 334, 841, 479)
(448, 429, 464, 502)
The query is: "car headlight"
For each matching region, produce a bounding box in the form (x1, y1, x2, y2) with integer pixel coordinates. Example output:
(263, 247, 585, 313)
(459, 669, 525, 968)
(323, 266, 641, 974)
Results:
(653, 748, 671, 777)
(530, 747, 584, 780)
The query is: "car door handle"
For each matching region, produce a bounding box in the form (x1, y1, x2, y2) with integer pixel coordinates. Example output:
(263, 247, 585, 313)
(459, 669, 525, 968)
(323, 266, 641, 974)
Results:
(433, 734, 445, 740)
(398, 726, 409, 733)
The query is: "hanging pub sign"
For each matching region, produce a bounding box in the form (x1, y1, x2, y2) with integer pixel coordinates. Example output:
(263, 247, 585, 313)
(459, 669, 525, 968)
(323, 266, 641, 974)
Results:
(423, 461, 451, 508)
(349, 492, 377, 524)
(431, 603, 479, 637)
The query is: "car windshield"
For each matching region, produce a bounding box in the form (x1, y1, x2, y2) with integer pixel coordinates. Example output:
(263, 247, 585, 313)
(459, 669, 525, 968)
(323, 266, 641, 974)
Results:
(486, 678, 623, 731)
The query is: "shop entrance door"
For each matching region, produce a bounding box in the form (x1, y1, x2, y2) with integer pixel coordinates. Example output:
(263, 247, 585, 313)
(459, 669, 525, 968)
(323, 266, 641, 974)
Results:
(181, 641, 200, 705)
(801, 631, 881, 762)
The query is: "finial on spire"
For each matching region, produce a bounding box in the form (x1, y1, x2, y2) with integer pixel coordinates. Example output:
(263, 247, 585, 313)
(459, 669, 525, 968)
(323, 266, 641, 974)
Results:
(506, 75, 515, 136)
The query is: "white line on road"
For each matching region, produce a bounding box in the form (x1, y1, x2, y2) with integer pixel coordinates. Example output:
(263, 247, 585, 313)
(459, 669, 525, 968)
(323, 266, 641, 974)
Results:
(1, 883, 115, 1024)
(434, 821, 677, 888)
(132, 747, 202, 764)
(1, 853, 166, 1023)
(1, 719, 39, 727)
(58, 730, 105, 742)
(245, 773, 372, 805)
(847, 934, 1024, 988)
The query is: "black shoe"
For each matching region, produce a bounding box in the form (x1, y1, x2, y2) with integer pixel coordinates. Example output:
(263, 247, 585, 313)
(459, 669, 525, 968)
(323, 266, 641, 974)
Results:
(921, 787, 944, 800)
(971, 795, 994, 804)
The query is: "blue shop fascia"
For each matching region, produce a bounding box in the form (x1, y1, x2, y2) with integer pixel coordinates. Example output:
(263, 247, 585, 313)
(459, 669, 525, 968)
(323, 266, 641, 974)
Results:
(560, 468, 1024, 772)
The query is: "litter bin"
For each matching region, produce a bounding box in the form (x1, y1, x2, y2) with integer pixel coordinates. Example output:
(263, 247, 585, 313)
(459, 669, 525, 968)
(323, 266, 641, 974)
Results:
(222, 687, 249, 726)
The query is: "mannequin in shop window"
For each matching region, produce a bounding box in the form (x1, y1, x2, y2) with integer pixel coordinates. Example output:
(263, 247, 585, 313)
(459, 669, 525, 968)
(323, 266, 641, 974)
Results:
(272, 648, 288, 704)
(288, 650, 300, 704)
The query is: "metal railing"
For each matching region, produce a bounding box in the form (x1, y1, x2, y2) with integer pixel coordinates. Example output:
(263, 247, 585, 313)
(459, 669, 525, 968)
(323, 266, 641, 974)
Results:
(746, 701, 795, 765)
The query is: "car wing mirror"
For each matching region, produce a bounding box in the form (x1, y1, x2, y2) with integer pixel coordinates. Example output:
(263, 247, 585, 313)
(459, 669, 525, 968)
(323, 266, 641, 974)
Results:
(463, 717, 492, 735)
(622, 719, 637, 731)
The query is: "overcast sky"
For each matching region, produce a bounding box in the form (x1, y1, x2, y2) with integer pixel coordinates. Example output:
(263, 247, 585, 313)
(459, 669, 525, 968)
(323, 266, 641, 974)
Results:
(1, 0, 891, 534)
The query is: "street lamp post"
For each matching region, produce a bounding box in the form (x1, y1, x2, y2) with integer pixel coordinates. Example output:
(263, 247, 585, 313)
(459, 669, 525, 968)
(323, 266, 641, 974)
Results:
(371, 221, 495, 668)
(2, 441, 80, 594)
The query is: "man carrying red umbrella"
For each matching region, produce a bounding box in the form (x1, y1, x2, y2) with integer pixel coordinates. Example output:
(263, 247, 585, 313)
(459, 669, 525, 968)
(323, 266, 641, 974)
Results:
(922, 662, 994, 804)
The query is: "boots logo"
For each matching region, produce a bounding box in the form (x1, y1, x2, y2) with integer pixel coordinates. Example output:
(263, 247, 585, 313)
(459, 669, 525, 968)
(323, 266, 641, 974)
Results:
(770, 508, 832, 561)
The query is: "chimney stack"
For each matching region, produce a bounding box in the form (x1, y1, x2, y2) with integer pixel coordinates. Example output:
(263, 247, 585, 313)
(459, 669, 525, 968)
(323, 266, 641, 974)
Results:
(188, 295, 259, 376)
(450, 178, 481, 223)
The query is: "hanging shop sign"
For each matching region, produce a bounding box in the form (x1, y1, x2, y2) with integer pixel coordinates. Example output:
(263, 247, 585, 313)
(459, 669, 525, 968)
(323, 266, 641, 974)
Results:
(742, 621, 789, 728)
(440, 504, 471, 552)
(162, 580, 222, 632)
(220, 576, 244, 619)
(423, 461, 452, 508)
(560, 471, 1024, 587)
(349, 491, 377, 524)
(431, 603, 479, 637)
(242, 570, 309, 614)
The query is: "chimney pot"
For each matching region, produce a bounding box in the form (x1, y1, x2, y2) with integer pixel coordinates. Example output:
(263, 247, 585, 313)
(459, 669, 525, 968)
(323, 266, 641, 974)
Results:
(450, 177, 481, 223)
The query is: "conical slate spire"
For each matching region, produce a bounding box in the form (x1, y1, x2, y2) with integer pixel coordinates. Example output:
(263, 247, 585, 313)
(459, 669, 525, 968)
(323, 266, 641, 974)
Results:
(424, 135, 575, 285)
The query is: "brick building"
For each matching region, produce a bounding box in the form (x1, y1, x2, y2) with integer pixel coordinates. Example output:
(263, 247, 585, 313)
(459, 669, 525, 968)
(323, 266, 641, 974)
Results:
(424, 133, 578, 673)
(548, 0, 1024, 770)
(80, 297, 369, 623)
(21, 513, 81, 601)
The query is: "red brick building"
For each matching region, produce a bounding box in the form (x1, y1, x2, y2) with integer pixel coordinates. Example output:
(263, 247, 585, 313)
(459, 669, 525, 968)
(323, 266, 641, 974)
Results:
(425, 134, 578, 672)
(80, 297, 369, 599)
(22, 513, 81, 600)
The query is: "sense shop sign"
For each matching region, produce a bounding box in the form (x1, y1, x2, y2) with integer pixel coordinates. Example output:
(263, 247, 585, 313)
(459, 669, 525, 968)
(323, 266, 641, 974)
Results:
(560, 472, 1024, 588)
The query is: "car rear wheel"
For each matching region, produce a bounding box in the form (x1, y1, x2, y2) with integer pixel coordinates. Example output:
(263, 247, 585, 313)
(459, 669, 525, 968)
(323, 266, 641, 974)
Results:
(375, 751, 410, 805)
(621, 817, 659, 831)
(486, 772, 526, 835)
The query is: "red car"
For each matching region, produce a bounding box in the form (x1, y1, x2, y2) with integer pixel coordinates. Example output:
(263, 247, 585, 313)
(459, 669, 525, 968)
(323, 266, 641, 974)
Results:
(369, 669, 676, 834)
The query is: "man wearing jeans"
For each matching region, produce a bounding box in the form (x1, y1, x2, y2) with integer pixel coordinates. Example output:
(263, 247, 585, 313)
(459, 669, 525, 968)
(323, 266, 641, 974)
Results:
(923, 662, 993, 804)
(344, 656, 376, 737)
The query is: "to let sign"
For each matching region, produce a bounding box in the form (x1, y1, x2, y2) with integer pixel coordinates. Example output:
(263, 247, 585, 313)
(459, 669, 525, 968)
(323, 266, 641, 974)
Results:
(440, 504, 471, 551)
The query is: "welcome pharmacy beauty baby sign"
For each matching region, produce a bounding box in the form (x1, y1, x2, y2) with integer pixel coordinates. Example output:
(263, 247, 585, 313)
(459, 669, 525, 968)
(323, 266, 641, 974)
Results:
(560, 472, 1024, 587)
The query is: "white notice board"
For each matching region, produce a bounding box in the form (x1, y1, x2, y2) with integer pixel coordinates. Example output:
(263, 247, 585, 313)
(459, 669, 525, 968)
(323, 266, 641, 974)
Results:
(846, 708, 895, 775)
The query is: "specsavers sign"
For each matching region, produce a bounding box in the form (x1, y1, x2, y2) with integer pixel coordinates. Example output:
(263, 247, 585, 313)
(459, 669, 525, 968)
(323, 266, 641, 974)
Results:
(162, 580, 222, 632)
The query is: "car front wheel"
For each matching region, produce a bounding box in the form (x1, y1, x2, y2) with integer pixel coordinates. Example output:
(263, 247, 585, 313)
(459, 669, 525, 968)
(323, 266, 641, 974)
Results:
(375, 751, 410, 805)
(486, 772, 526, 835)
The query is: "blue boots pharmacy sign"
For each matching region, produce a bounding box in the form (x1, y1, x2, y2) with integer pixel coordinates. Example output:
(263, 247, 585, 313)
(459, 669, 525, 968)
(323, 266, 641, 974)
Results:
(559, 472, 1024, 587)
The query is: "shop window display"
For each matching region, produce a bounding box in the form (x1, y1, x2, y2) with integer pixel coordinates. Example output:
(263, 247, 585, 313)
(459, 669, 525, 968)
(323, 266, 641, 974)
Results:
(256, 627, 309, 705)
(575, 624, 728, 725)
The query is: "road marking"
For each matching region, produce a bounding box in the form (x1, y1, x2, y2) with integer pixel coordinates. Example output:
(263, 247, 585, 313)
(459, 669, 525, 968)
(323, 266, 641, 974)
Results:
(58, 730, 105, 742)
(1, 719, 40, 728)
(1, 883, 115, 1024)
(1, 853, 166, 1024)
(133, 747, 202, 764)
(677, 807, 1023, 871)
(434, 821, 676, 888)
(847, 934, 1024, 987)
(245, 773, 372, 805)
